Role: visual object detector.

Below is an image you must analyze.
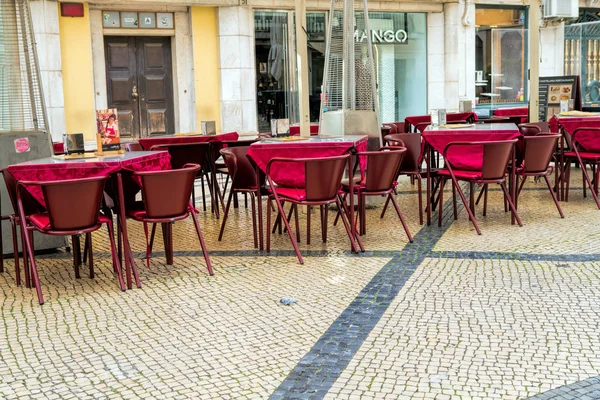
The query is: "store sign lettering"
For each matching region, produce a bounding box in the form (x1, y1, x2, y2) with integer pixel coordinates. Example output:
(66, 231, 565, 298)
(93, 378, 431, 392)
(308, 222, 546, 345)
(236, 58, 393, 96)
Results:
(354, 29, 408, 44)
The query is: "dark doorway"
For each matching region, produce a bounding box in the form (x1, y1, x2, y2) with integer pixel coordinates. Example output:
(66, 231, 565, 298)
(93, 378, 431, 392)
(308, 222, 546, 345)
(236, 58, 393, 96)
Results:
(104, 36, 175, 139)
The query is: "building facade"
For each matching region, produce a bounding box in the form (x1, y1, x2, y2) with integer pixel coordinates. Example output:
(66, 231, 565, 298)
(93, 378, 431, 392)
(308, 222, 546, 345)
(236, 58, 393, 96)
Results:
(24, 0, 594, 144)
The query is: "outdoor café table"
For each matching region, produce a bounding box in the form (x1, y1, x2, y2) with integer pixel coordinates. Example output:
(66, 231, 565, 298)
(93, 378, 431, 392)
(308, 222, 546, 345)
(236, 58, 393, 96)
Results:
(404, 112, 477, 133)
(493, 107, 529, 124)
(549, 113, 600, 200)
(6, 151, 171, 289)
(422, 123, 521, 225)
(139, 132, 239, 216)
(246, 135, 368, 251)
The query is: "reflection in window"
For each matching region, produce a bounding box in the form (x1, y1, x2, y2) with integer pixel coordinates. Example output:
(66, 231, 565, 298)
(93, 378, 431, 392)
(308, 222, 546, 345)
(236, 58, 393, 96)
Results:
(475, 7, 528, 109)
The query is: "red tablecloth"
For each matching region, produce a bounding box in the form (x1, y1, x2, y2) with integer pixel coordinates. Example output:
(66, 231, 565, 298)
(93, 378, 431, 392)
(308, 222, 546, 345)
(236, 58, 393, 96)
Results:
(549, 116, 600, 135)
(289, 125, 320, 136)
(138, 132, 239, 150)
(247, 136, 368, 187)
(7, 151, 171, 206)
(493, 107, 528, 124)
(422, 126, 520, 170)
(404, 112, 478, 132)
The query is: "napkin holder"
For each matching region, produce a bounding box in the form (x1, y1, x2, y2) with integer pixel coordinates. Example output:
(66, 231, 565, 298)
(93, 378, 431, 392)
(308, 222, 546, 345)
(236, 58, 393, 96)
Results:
(201, 121, 216, 136)
(63, 133, 85, 155)
(430, 109, 447, 127)
(459, 100, 472, 113)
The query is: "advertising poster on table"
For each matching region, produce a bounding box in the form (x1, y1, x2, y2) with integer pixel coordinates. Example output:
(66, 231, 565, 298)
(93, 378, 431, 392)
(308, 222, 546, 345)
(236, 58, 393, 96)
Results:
(96, 109, 122, 153)
(538, 76, 581, 122)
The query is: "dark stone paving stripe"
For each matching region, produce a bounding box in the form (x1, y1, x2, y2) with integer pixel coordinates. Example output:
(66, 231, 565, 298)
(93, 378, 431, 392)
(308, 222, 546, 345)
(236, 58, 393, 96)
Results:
(268, 200, 460, 400)
(526, 376, 600, 399)
(429, 251, 600, 263)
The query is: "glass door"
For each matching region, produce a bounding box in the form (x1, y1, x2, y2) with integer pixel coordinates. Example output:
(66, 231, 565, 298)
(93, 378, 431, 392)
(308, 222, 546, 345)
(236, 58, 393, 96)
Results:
(254, 11, 298, 133)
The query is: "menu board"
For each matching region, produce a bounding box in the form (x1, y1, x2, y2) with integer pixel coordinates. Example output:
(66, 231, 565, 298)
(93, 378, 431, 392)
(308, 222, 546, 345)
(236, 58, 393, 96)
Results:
(538, 76, 581, 122)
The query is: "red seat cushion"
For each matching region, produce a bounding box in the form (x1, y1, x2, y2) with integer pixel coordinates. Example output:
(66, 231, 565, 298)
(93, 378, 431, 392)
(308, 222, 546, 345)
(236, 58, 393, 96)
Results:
(272, 187, 307, 201)
(29, 213, 110, 231)
(564, 151, 600, 160)
(125, 201, 147, 220)
(437, 169, 483, 181)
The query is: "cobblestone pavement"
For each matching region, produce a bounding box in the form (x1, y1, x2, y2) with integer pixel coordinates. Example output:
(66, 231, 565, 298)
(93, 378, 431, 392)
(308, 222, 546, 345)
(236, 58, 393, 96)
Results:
(1, 176, 599, 399)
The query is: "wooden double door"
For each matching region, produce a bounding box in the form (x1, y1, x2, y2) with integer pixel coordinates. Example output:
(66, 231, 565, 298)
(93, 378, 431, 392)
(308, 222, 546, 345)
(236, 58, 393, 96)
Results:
(104, 36, 175, 139)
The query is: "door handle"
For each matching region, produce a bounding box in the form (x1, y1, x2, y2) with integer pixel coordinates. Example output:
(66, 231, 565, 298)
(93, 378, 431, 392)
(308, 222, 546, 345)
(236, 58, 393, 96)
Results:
(132, 85, 138, 99)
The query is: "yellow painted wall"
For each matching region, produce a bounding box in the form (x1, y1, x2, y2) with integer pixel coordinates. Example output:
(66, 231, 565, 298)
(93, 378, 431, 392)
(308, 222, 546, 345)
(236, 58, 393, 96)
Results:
(59, 3, 96, 140)
(191, 7, 221, 132)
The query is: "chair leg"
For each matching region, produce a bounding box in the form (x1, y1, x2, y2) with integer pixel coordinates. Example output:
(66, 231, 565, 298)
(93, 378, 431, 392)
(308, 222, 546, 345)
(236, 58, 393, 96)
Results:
(161, 223, 174, 265)
(143, 222, 151, 268)
(72, 235, 81, 279)
(190, 204, 214, 275)
(293, 204, 300, 243)
(500, 182, 523, 226)
(20, 222, 30, 288)
(82, 233, 88, 264)
(23, 229, 44, 304)
(307, 205, 311, 245)
(360, 193, 367, 236)
(469, 182, 475, 216)
(244, 193, 248, 209)
(438, 178, 446, 227)
(250, 193, 258, 249)
(149, 223, 157, 253)
(218, 190, 235, 241)
(333, 193, 347, 226)
(582, 162, 587, 198)
(452, 182, 458, 220)
(380, 195, 390, 219)
(192, 185, 196, 209)
(266, 196, 272, 252)
(87, 233, 94, 279)
(544, 175, 565, 218)
(273, 197, 303, 264)
(417, 176, 423, 225)
(200, 174, 207, 212)
(335, 197, 359, 252)
(580, 158, 600, 209)
(338, 194, 363, 252)
(483, 184, 489, 217)
(475, 185, 486, 205)
(11, 219, 20, 286)
(116, 217, 123, 268)
(451, 177, 481, 235)
(106, 220, 126, 291)
(565, 162, 571, 202)
(389, 194, 413, 243)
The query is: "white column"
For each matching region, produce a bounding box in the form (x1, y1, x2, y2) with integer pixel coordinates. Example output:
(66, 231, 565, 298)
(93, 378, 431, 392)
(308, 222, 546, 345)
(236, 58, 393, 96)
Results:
(427, 11, 445, 112)
(529, 0, 541, 122)
(218, 6, 257, 134)
(173, 12, 196, 133)
(295, 0, 310, 137)
(30, 0, 66, 141)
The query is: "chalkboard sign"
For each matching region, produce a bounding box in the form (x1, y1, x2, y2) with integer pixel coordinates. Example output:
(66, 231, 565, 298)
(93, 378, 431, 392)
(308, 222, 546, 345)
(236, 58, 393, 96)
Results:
(538, 75, 581, 122)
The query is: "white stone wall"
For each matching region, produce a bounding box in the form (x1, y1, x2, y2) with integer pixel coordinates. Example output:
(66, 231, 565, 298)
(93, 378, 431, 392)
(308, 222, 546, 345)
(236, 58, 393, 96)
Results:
(218, 6, 257, 134)
(30, 0, 66, 141)
(173, 12, 196, 133)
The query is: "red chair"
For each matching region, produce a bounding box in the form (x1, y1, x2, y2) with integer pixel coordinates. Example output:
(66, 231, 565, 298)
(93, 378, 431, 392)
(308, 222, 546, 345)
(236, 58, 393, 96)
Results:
(265, 155, 356, 264)
(513, 134, 564, 217)
(125, 142, 143, 152)
(127, 164, 213, 275)
(218, 146, 265, 248)
(337, 148, 413, 244)
(150, 142, 214, 214)
(382, 133, 424, 224)
(16, 176, 125, 305)
(564, 127, 600, 209)
(437, 139, 522, 235)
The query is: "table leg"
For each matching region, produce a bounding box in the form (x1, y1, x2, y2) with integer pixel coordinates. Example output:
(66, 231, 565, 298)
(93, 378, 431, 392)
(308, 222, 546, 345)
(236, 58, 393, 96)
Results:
(510, 145, 516, 225)
(256, 165, 264, 251)
(161, 223, 174, 265)
(426, 142, 431, 226)
(116, 173, 140, 289)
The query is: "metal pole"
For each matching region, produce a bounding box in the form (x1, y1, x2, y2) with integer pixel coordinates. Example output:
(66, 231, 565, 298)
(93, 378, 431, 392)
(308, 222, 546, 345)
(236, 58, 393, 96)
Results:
(529, 0, 541, 122)
(295, 0, 310, 137)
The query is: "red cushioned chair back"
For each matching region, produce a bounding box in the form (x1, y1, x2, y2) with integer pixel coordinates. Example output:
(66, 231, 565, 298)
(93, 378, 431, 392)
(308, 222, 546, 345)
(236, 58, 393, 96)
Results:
(137, 164, 199, 219)
(153, 143, 210, 170)
(42, 177, 106, 231)
(221, 146, 264, 190)
(125, 142, 143, 152)
(518, 124, 541, 137)
(481, 141, 516, 180)
(573, 127, 600, 153)
(522, 134, 560, 173)
(305, 155, 349, 201)
(385, 133, 421, 173)
(363, 149, 406, 192)
(2, 170, 43, 216)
